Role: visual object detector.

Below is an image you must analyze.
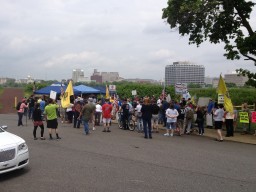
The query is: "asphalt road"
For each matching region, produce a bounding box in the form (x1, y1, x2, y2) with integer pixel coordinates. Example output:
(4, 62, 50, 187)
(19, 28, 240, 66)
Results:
(0, 114, 256, 192)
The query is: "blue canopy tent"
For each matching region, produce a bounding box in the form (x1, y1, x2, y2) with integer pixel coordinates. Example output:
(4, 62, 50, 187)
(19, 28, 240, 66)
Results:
(91, 86, 106, 94)
(73, 85, 100, 94)
(34, 83, 80, 95)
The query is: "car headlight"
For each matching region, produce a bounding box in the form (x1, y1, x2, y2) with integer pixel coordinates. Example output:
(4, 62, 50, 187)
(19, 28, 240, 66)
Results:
(18, 142, 28, 152)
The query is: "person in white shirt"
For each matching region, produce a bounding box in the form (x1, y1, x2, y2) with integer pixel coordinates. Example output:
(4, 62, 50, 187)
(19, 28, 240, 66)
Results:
(95, 101, 102, 127)
(135, 100, 143, 132)
(164, 103, 179, 137)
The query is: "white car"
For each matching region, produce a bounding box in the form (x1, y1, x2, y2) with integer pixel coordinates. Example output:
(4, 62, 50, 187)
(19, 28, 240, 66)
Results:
(0, 125, 29, 174)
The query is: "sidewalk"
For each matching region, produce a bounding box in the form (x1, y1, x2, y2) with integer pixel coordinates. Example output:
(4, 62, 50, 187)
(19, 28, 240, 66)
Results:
(113, 119, 256, 145)
(158, 124, 256, 145)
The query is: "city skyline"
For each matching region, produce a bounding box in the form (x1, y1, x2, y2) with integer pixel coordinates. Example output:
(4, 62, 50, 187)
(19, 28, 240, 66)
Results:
(0, 0, 255, 81)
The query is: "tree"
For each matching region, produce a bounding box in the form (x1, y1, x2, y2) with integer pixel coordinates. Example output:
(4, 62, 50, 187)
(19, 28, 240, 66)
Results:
(162, 0, 256, 86)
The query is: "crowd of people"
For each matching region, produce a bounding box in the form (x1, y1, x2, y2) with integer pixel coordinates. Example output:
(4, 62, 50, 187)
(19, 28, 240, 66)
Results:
(16, 94, 253, 141)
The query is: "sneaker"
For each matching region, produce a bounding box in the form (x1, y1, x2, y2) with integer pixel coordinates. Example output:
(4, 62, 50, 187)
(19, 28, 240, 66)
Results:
(56, 137, 61, 139)
(107, 130, 111, 132)
(40, 137, 46, 140)
(34, 137, 38, 140)
(102, 130, 106, 132)
(164, 133, 169, 136)
(170, 133, 173, 137)
(93, 127, 96, 131)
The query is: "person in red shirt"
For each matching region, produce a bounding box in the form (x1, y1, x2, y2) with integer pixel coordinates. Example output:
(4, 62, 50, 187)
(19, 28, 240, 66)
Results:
(102, 98, 113, 132)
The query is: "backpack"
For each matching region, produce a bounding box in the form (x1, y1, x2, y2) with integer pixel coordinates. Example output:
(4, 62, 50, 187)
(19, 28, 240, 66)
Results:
(16, 102, 22, 110)
(186, 109, 194, 120)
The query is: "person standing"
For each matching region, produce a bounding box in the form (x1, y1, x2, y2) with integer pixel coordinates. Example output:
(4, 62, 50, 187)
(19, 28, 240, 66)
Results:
(177, 103, 185, 135)
(225, 111, 235, 137)
(88, 98, 96, 131)
(32, 103, 45, 140)
(44, 99, 61, 140)
(95, 101, 102, 127)
(135, 100, 143, 132)
(121, 99, 130, 130)
(39, 97, 46, 115)
(78, 99, 96, 135)
(164, 104, 179, 137)
(206, 98, 215, 128)
(101, 98, 113, 132)
(213, 104, 225, 142)
(162, 98, 170, 127)
(151, 100, 160, 133)
(196, 106, 205, 136)
(241, 102, 251, 134)
(73, 100, 82, 128)
(17, 99, 28, 126)
(184, 105, 194, 134)
(28, 95, 35, 120)
(141, 97, 153, 139)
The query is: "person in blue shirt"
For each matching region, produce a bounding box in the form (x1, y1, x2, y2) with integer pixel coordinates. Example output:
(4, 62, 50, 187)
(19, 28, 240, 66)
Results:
(206, 98, 215, 128)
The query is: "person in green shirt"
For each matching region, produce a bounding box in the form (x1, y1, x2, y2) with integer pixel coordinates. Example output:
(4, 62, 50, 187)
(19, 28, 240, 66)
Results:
(44, 98, 61, 140)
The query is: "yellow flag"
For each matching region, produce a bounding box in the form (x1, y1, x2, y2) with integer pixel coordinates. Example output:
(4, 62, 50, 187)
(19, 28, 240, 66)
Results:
(217, 75, 233, 112)
(61, 81, 74, 108)
(105, 85, 110, 99)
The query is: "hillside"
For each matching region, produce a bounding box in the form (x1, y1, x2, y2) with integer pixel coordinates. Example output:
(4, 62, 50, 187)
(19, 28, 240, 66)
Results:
(0, 88, 25, 114)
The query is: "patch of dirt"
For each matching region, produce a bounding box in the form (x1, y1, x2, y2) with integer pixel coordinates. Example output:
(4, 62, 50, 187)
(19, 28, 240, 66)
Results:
(0, 88, 25, 114)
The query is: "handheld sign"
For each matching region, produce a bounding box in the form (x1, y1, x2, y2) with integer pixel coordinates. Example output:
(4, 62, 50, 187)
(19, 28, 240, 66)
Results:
(50, 90, 57, 100)
(239, 112, 249, 123)
(251, 111, 256, 123)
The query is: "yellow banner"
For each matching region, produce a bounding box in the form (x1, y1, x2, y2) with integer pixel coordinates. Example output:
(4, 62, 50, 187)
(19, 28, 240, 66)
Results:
(217, 75, 233, 112)
(61, 81, 74, 108)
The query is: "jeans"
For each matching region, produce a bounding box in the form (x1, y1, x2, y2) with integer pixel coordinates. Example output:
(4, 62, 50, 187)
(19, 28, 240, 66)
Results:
(83, 120, 89, 134)
(143, 118, 152, 138)
(95, 112, 102, 125)
(183, 119, 192, 133)
(198, 120, 204, 134)
(73, 111, 81, 128)
(28, 107, 34, 119)
(17, 112, 24, 126)
(137, 117, 143, 132)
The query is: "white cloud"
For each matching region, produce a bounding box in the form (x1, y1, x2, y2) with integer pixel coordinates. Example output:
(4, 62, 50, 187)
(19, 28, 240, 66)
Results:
(0, 0, 255, 81)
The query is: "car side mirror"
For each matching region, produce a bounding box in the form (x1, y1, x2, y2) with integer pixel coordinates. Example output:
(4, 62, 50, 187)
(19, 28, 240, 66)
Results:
(1, 125, 8, 130)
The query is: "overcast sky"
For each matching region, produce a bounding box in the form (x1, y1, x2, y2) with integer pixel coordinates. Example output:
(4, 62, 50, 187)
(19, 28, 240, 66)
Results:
(0, 0, 255, 81)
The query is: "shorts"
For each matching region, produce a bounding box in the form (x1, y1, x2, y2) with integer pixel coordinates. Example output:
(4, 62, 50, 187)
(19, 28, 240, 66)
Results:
(151, 114, 159, 123)
(33, 121, 43, 126)
(103, 118, 111, 124)
(215, 121, 223, 129)
(47, 119, 58, 129)
(166, 122, 176, 129)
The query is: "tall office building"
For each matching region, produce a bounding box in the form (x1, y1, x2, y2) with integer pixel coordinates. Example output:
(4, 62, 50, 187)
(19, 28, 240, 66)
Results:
(224, 73, 248, 86)
(72, 69, 91, 83)
(165, 61, 205, 85)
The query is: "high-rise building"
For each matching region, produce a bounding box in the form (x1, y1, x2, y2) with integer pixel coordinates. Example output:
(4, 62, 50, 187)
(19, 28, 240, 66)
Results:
(72, 69, 91, 83)
(72, 69, 84, 83)
(90, 69, 120, 83)
(224, 73, 248, 86)
(165, 61, 205, 85)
